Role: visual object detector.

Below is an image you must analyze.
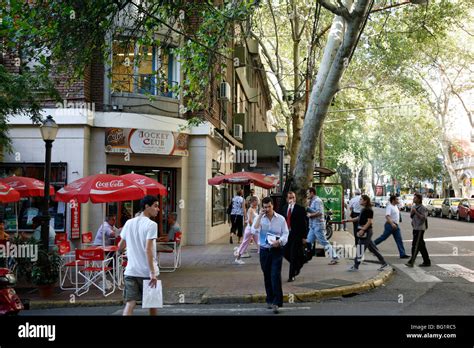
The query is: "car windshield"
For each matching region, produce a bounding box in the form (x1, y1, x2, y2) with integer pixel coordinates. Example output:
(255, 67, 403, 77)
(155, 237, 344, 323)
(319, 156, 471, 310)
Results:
(450, 199, 461, 203)
(432, 199, 443, 206)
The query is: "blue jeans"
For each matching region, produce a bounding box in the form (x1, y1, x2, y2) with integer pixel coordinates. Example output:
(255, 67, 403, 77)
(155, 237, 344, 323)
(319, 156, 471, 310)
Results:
(259, 247, 283, 307)
(374, 222, 407, 257)
(306, 224, 338, 259)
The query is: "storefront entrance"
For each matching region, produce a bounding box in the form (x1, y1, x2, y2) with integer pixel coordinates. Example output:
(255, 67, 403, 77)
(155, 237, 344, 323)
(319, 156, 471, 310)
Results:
(107, 166, 176, 236)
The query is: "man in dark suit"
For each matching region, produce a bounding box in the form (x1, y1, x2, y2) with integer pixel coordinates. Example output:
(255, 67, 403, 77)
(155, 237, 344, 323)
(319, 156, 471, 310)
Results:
(282, 191, 308, 282)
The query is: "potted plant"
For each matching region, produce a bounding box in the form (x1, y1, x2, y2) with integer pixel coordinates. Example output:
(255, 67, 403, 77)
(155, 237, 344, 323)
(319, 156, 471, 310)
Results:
(31, 248, 61, 298)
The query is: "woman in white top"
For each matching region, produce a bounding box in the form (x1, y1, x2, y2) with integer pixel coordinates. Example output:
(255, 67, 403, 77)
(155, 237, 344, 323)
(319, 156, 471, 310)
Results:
(234, 197, 259, 264)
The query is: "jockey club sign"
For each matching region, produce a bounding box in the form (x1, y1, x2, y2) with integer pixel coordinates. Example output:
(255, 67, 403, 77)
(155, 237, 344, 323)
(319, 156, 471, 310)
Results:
(105, 128, 189, 156)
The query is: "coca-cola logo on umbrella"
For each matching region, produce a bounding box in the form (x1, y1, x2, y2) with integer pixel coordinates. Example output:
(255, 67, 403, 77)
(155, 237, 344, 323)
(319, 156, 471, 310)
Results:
(33, 180, 44, 187)
(95, 180, 125, 189)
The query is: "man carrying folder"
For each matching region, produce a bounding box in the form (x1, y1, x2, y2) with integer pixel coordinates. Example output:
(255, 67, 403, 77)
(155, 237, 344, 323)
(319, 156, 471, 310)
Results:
(252, 197, 289, 314)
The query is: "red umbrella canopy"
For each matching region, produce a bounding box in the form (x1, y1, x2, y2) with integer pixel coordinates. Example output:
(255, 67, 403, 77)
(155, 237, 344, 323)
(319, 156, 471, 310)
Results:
(55, 174, 146, 203)
(120, 173, 167, 196)
(0, 182, 20, 203)
(0, 176, 55, 197)
(208, 171, 277, 189)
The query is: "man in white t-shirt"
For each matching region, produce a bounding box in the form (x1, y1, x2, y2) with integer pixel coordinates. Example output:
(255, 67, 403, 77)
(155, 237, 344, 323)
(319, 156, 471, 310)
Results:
(118, 195, 160, 316)
(348, 190, 362, 245)
(229, 189, 246, 244)
(373, 195, 409, 259)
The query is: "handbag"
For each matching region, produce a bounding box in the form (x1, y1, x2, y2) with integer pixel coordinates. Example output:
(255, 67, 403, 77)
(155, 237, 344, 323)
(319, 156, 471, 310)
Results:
(226, 201, 233, 215)
(142, 279, 163, 308)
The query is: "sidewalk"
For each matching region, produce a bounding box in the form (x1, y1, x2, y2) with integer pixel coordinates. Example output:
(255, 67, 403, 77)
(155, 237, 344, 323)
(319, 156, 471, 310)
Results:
(19, 230, 394, 309)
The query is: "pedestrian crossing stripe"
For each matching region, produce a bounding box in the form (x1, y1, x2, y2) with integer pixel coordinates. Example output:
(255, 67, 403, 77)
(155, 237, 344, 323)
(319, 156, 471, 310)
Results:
(394, 264, 442, 282)
(393, 264, 474, 283)
(437, 264, 474, 283)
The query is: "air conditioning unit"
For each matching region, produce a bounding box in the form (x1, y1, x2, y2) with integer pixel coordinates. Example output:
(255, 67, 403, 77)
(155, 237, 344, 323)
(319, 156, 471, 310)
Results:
(219, 81, 231, 101)
(233, 124, 243, 141)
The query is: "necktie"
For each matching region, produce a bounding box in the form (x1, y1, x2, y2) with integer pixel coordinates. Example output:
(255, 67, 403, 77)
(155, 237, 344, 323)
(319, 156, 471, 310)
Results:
(286, 205, 292, 227)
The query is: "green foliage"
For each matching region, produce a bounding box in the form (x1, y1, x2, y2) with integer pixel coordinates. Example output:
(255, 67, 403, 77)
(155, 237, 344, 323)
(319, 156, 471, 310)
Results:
(1, 0, 255, 120)
(31, 248, 61, 286)
(8, 236, 39, 283)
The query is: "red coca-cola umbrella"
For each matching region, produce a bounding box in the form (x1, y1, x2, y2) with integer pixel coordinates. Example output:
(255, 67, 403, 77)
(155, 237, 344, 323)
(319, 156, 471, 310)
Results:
(55, 174, 146, 203)
(0, 182, 20, 203)
(120, 173, 167, 196)
(0, 176, 55, 197)
(208, 171, 277, 189)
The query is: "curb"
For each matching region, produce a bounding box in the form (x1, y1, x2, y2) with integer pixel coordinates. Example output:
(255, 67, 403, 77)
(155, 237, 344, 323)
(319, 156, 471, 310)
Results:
(202, 267, 395, 304)
(28, 267, 394, 309)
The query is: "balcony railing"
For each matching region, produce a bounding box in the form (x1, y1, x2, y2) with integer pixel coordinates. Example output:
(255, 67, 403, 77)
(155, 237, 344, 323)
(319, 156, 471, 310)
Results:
(112, 73, 179, 99)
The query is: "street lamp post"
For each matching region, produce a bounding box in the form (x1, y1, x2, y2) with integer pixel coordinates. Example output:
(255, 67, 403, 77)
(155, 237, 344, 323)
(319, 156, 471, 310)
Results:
(40, 116, 58, 251)
(275, 129, 288, 193)
(284, 153, 291, 182)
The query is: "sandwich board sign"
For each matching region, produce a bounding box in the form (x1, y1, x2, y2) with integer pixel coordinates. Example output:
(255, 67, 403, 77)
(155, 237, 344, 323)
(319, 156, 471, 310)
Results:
(314, 183, 344, 223)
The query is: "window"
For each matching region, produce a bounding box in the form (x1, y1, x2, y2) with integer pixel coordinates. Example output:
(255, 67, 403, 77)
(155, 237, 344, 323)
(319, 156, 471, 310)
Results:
(0, 163, 68, 231)
(111, 38, 179, 98)
(212, 185, 228, 226)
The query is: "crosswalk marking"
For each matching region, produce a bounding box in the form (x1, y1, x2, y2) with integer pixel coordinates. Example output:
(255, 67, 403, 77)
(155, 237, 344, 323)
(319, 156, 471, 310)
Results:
(403, 236, 474, 242)
(393, 264, 442, 282)
(437, 264, 474, 283)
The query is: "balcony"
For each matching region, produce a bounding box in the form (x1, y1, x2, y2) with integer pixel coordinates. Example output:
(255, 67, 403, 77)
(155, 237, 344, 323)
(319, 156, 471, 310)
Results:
(110, 74, 180, 117)
(112, 73, 179, 99)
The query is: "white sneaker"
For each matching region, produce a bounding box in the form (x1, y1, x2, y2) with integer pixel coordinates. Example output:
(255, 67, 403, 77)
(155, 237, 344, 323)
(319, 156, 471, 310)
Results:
(241, 253, 251, 258)
(234, 258, 245, 265)
(233, 249, 240, 257)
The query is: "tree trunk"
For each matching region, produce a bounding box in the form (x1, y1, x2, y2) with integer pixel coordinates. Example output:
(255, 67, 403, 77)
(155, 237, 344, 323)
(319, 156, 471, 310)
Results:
(292, 0, 371, 204)
(439, 139, 462, 197)
(289, 98, 305, 172)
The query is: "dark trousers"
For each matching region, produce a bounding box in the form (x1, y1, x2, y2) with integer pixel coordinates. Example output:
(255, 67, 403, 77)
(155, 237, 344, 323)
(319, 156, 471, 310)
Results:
(230, 214, 244, 237)
(351, 212, 360, 246)
(260, 247, 283, 307)
(285, 240, 304, 279)
(408, 230, 430, 265)
(354, 230, 386, 268)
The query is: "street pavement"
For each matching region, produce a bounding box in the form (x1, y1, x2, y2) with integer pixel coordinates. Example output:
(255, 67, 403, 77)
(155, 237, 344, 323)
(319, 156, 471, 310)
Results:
(18, 207, 474, 315)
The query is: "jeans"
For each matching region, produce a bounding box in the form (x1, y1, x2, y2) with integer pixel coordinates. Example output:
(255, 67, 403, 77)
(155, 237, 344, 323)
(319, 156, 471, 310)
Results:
(374, 222, 407, 257)
(354, 230, 386, 268)
(306, 224, 338, 259)
(259, 247, 283, 307)
(408, 230, 430, 265)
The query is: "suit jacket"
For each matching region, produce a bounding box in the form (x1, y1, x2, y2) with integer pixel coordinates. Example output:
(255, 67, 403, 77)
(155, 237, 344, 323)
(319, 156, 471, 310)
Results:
(282, 203, 308, 241)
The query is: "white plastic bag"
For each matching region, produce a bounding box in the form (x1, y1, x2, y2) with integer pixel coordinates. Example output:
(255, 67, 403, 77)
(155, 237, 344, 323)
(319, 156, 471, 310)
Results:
(142, 279, 163, 308)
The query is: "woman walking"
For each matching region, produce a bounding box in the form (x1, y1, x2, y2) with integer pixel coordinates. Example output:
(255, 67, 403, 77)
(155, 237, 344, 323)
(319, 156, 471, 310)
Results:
(345, 195, 388, 272)
(234, 197, 259, 264)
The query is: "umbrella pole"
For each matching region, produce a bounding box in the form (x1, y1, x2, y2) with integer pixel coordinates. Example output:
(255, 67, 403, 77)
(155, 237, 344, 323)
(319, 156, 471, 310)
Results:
(102, 203, 105, 248)
(15, 202, 18, 238)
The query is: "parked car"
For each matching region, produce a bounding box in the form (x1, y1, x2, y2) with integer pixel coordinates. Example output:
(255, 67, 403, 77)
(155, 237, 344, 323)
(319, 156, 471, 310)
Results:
(398, 197, 405, 211)
(402, 194, 415, 212)
(424, 198, 434, 216)
(441, 198, 462, 219)
(457, 198, 474, 222)
(374, 196, 388, 208)
(430, 199, 444, 217)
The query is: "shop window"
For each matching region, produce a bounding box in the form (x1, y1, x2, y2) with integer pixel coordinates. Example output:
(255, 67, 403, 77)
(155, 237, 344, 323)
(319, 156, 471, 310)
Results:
(212, 185, 228, 226)
(111, 38, 179, 98)
(0, 163, 67, 232)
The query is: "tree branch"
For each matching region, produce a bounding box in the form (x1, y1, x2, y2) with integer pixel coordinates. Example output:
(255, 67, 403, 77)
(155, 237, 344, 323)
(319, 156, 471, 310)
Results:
(317, 0, 351, 20)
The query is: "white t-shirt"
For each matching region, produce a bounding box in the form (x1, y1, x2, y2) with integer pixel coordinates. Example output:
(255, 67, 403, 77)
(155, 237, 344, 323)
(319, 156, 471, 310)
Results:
(349, 195, 362, 214)
(121, 216, 159, 278)
(385, 203, 400, 224)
